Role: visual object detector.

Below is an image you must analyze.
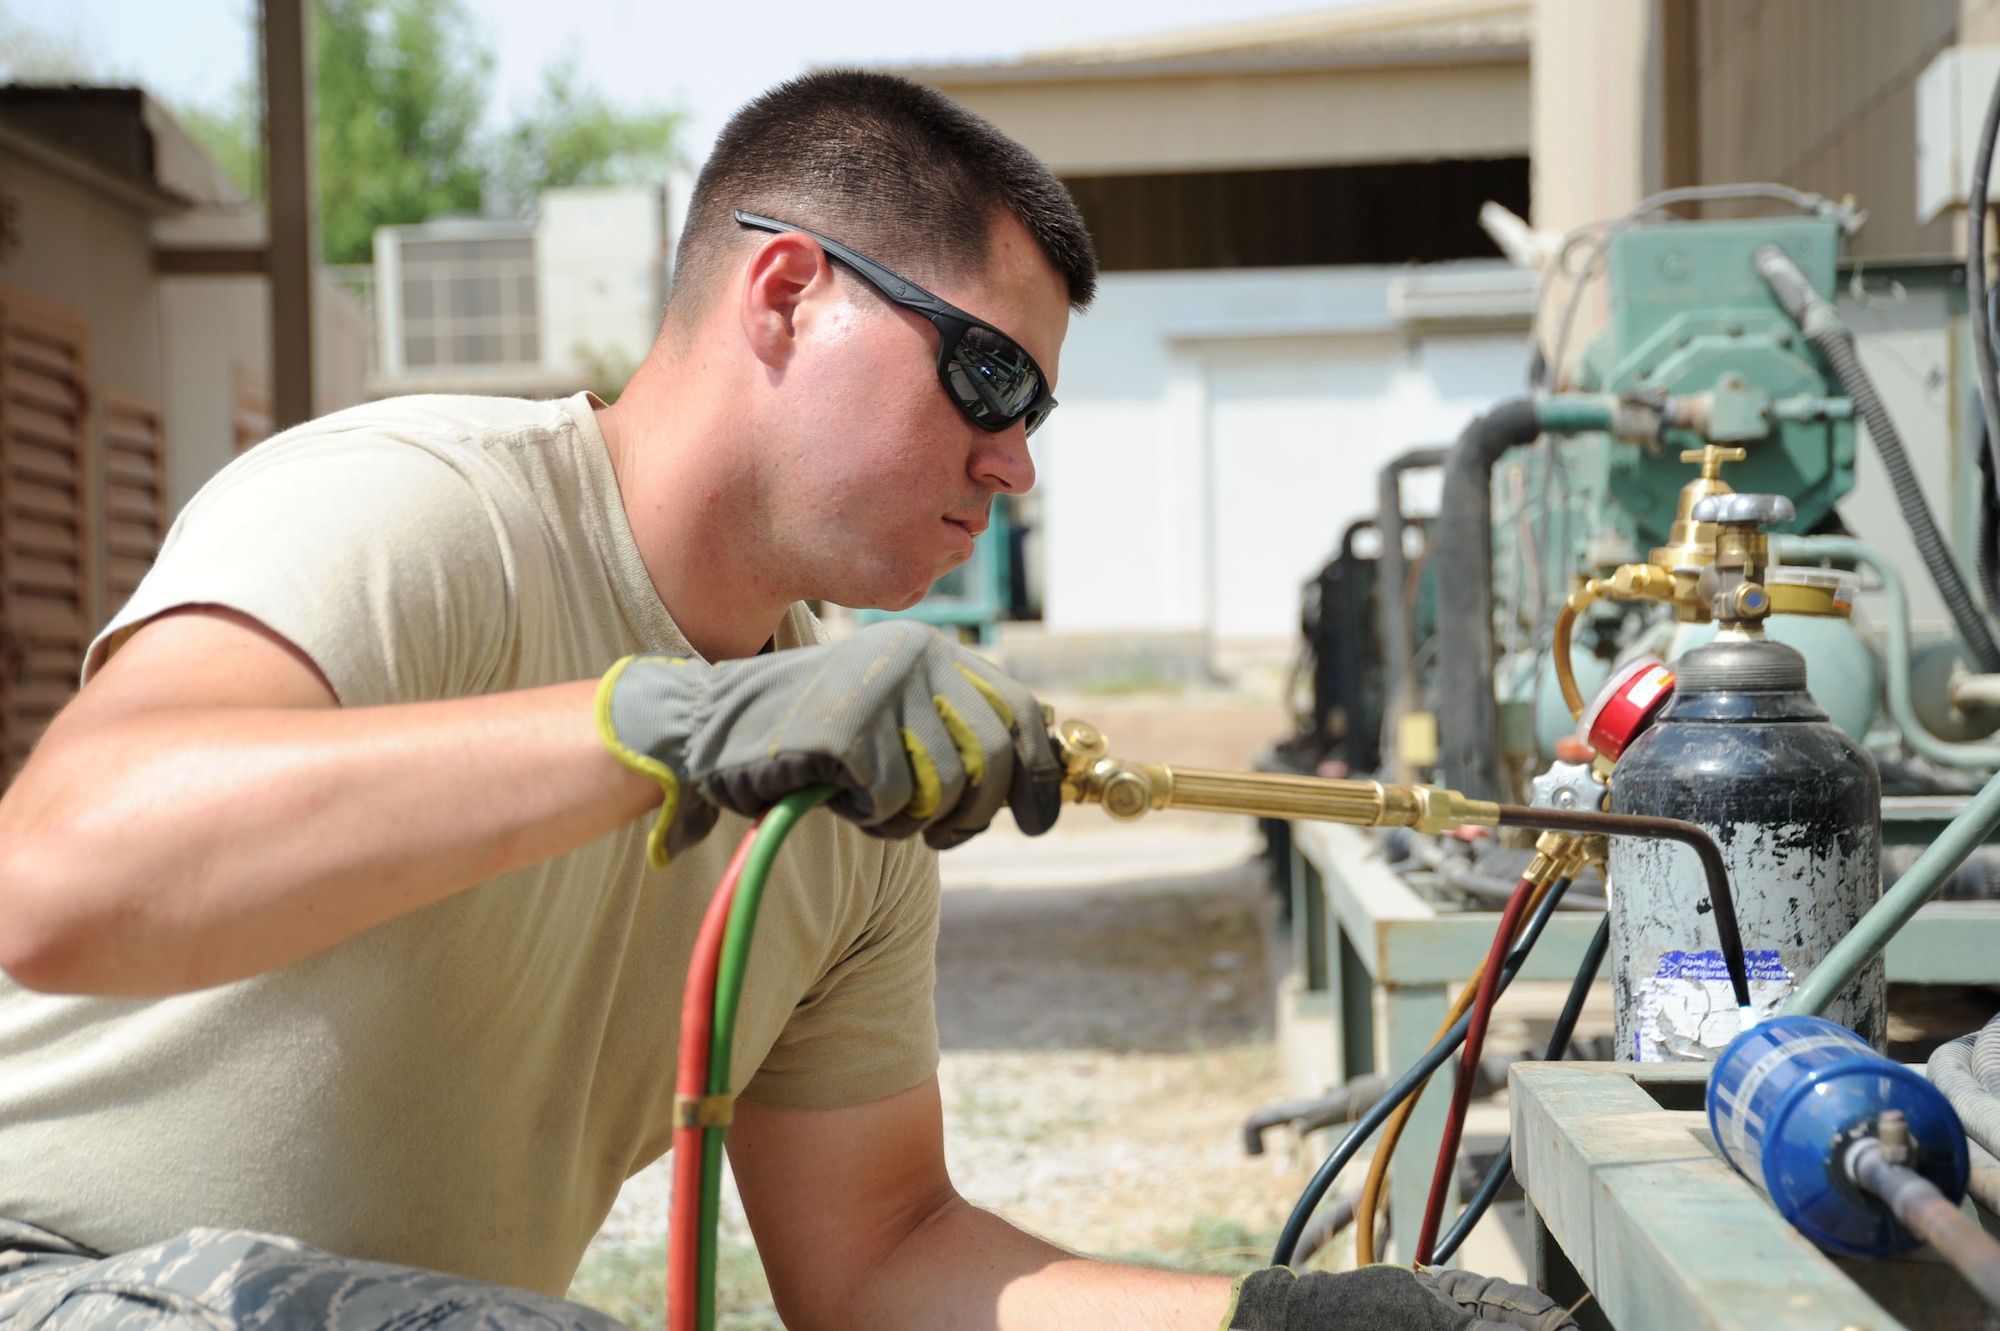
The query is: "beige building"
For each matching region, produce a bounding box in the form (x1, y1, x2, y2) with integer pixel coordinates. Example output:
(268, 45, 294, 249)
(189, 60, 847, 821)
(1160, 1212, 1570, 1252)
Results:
(893, 1, 1538, 662)
(0, 86, 365, 780)
(911, 0, 1531, 275)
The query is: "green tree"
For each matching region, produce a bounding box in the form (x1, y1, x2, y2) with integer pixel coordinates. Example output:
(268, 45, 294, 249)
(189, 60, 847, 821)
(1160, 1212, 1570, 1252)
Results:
(492, 54, 684, 209)
(169, 4, 683, 264)
(314, 0, 491, 264)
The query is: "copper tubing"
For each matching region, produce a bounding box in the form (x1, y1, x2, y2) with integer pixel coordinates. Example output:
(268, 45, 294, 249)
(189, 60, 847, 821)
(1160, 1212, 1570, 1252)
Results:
(1497, 805, 1750, 1010)
(1552, 600, 1587, 719)
(1849, 1139, 2000, 1310)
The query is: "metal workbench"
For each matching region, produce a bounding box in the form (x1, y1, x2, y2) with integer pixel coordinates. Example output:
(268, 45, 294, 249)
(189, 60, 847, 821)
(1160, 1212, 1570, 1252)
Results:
(1511, 1061, 2000, 1330)
(1287, 818, 2000, 1262)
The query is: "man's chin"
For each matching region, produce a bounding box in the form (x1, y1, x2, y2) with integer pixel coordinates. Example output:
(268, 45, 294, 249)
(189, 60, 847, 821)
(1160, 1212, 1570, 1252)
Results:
(823, 552, 967, 613)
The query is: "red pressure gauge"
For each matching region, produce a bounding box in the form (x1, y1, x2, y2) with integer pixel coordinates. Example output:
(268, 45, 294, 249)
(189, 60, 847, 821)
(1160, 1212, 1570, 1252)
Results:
(1579, 656, 1675, 760)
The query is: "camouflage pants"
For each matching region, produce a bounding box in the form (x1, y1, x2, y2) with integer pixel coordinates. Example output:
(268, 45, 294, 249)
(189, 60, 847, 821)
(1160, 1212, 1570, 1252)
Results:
(0, 1219, 627, 1330)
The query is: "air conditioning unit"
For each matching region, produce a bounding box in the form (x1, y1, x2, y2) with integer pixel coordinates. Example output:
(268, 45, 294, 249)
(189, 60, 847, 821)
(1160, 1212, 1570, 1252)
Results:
(372, 217, 542, 381)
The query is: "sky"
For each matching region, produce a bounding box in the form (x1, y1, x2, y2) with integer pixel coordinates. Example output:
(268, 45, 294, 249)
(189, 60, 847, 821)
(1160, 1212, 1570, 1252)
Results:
(6, 0, 1355, 162)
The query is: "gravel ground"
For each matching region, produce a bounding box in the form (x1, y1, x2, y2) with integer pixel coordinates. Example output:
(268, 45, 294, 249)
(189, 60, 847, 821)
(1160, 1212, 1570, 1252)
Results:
(570, 827, 1315, 1327)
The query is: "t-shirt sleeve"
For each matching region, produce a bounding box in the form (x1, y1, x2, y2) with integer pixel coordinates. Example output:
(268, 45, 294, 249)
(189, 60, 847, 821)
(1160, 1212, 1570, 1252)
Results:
(86, 430, 515, 707)
(740, 835, 942, 1110)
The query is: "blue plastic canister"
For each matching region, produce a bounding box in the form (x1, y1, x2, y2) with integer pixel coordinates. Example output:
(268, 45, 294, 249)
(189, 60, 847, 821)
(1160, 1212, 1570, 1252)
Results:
(1708, 1015, 1968, 1257)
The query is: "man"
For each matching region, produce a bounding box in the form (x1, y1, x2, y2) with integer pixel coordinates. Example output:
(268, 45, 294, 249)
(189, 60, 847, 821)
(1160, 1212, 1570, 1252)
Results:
(0, 71, 1570, 1330)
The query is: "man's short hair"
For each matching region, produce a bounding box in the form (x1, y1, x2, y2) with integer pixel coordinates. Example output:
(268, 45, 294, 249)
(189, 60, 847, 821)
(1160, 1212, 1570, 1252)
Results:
(666, 70, 1097, 333)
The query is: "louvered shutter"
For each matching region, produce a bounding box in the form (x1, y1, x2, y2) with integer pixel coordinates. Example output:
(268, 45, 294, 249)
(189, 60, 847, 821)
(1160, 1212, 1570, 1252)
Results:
(0, 284, 93, 783)
(100, 391, 166, 612)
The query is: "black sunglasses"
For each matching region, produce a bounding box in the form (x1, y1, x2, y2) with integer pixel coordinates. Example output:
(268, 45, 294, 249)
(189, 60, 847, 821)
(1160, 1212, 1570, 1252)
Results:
(735, 210, 1057, 438)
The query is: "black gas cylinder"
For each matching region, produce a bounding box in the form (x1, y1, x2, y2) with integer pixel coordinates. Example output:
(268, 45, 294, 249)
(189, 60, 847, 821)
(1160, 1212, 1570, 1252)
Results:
(1607, 635, 1882, 1061)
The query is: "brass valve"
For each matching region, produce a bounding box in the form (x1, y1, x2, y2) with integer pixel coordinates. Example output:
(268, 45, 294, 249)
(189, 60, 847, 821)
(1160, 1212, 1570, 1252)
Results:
(1050, 719, 1500, 834)
(1645, 443, 1746, 621)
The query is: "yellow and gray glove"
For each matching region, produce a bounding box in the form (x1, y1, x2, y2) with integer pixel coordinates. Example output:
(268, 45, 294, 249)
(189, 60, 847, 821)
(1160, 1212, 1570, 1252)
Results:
(1224, 1266, 1576, 1331)
(596, 620, 1063, 867)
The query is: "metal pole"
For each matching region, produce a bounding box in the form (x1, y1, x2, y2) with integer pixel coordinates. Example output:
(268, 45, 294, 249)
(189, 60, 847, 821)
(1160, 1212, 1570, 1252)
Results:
(262, 0, 316, 429)
(1375, 448, 1446, 783)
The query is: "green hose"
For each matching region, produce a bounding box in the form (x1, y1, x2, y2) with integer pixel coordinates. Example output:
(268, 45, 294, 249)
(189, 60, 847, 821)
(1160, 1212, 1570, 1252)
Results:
(697, 784, 839, 1329)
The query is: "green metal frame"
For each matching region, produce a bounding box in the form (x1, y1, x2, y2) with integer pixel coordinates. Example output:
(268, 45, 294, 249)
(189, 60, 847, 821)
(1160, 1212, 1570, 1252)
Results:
(1289, 816, 2000, 1268)
(1514, 1062, 1996, 1330)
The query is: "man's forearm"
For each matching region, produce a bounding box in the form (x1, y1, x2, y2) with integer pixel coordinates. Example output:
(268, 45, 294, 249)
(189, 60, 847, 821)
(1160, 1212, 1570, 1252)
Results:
(842, 1194, 1231, 1331)
(0, 680, 656, 996)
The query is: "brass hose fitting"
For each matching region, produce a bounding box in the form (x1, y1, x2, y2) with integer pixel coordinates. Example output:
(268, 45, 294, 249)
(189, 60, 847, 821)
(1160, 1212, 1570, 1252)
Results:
(1051, 719, 1501, 834)
(1523, 829, 1596, 887)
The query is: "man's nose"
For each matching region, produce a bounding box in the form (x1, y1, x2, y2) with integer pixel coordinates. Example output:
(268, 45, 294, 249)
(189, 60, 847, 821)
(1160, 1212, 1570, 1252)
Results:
(973, 424, 1036, 495)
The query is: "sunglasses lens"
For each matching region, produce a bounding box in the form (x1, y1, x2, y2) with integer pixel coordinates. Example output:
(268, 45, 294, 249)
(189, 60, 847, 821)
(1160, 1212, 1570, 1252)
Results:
(946, 325, 1044, 427)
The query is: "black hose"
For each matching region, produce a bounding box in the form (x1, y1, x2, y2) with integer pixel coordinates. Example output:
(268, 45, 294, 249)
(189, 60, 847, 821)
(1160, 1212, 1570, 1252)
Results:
(1979, 399, 2000, 617)
(1968, 60, 2000, 540)
(1242, 1075, 1388, 1156)
(1270, 876, 1574, 1269)
(1431, 913, 1611, 1264)
(1435, 399, 1543, 800)
(1755, 245, 2000, 672)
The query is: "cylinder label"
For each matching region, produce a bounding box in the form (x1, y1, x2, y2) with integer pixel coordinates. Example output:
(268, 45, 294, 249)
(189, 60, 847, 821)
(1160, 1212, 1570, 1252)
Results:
(1634, 949, 1794, 1062)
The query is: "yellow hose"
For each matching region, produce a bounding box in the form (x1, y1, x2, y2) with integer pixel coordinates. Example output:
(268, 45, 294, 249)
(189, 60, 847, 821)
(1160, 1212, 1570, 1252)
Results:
(1350, 873, 1561, 1262)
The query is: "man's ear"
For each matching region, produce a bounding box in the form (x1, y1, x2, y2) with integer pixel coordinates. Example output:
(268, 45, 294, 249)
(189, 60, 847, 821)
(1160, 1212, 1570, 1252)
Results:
(739, 233, 836, 371)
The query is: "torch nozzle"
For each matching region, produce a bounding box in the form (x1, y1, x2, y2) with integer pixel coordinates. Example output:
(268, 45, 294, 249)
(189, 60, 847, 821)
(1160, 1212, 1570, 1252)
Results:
(1049, 719, 1501, 833)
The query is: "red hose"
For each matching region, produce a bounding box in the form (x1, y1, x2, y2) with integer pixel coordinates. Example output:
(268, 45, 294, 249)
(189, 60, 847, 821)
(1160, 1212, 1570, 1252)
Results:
(667, 827, 761, 1331)
(1413, 874, 1536, 1265)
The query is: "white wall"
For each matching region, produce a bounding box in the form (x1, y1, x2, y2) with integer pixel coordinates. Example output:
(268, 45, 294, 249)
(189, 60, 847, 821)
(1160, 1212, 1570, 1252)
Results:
(1037, 263, 1533, 643)
(536, 187, 666, 383)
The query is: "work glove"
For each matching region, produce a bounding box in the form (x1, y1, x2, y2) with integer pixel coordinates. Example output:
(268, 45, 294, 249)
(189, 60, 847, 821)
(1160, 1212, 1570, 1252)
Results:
(1223, 1265, 1576, 1331)
(596, 620, 1064, 867)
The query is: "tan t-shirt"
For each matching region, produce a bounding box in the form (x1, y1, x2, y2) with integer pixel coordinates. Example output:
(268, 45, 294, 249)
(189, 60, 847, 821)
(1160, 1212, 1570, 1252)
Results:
(0, 393, 941, 1295)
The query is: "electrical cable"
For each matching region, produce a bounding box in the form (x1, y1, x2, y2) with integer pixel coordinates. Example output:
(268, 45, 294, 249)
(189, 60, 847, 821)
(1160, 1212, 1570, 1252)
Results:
(1412, 876, 1538, 1264)
(1270, 869, 1576, 1269)
(1431, 912, 1611, 1265)
(1350, 874, 1570, 1263)
(1494, 805, 1747, 1010)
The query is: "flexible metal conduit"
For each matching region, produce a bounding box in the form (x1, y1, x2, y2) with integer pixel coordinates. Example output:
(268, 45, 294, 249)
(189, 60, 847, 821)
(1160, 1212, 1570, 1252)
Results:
(1923, 1019, 2000, 1239)
(1435, 399, 1542, 800)
(1756, 247, 2000, 672)
(1772, 535, 2000, 767)
(1932, 1029, 2000, 1164)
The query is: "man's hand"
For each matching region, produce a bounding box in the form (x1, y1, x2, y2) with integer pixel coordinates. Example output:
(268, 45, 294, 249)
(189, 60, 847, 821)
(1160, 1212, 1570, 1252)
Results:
(597, 620, 1062, 864)
(1224, 1266, 1578, 1331)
